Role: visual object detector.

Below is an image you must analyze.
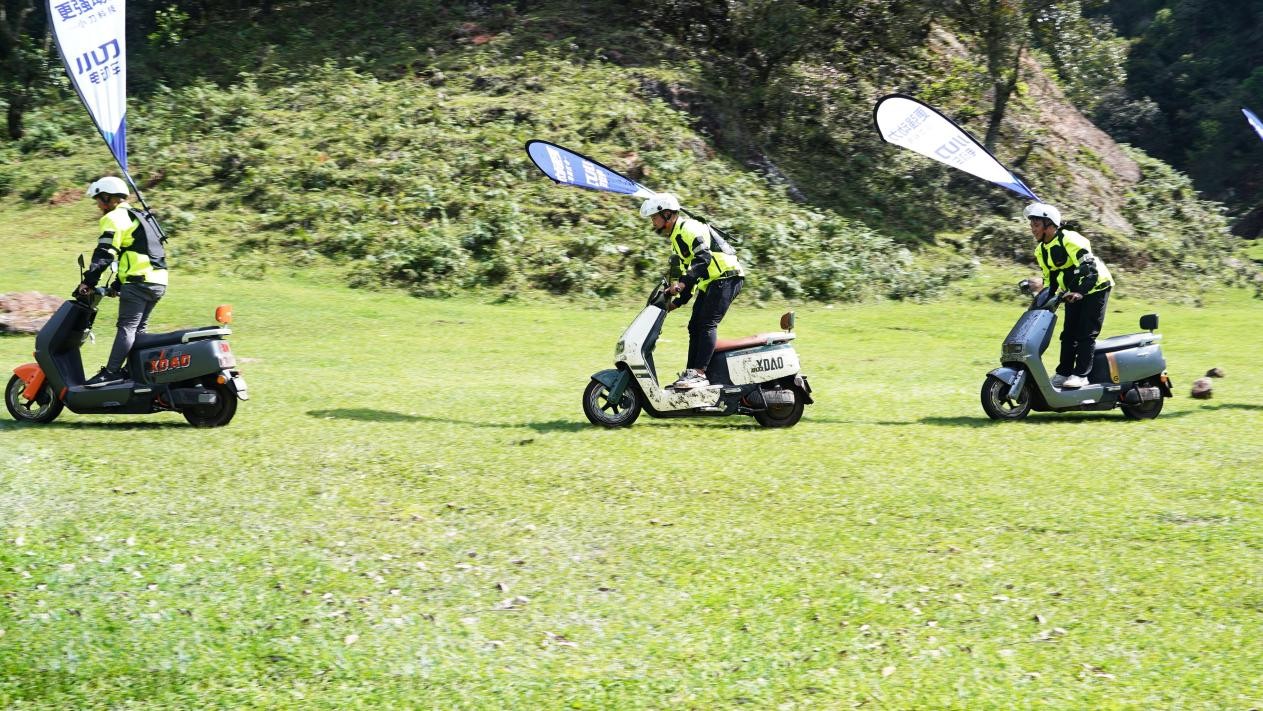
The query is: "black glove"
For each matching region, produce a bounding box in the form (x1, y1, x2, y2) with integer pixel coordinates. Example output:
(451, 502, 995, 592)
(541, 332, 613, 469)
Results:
(108, 279, 122, 297)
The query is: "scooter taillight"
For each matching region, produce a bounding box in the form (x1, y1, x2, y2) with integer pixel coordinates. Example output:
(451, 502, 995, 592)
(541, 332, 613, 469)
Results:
(216, 341, 235, 368)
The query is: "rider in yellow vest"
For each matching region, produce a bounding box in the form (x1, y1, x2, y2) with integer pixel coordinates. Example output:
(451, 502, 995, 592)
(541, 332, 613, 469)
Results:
(75, 176, 169, 388)
(641, 192, 745, 390)
(1026, 202, 1113, 390)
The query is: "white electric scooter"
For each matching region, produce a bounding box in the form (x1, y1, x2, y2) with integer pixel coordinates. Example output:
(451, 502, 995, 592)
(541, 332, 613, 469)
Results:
(582, 279, 813, 428)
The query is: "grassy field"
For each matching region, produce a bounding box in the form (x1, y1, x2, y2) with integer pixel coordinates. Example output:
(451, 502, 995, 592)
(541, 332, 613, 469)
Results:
(2, 204, 1262, 709)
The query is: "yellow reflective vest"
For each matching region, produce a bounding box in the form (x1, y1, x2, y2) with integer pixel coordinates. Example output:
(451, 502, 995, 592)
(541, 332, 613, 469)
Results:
(669, 218, 743, 293)
(1034, 229, 1111, 295)
(100, 202, 168, 286)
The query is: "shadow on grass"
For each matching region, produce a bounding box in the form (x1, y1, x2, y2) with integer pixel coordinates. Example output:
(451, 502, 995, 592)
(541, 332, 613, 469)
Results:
(307, 408, 588, 433)
(811, 404, 1248, 427)
(1193, 402, 1263, 412)
(881, 407, 1212, 427)
(0, 420, 189, 430)
(307, 408, 770, 431)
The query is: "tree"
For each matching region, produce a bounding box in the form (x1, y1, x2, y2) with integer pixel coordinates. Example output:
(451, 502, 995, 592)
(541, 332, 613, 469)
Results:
(936, 0, 1054, 152)
(0, 0, 54, 139)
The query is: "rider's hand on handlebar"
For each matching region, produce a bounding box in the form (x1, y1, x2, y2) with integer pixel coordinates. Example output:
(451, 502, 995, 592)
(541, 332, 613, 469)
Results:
(74, 282, 93, 299)
(1062, 291, 1084, 303)
(665, 280, 686, 296)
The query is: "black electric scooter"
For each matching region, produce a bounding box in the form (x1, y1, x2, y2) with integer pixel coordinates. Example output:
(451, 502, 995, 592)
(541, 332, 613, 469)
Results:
(6, 257, 248, 427)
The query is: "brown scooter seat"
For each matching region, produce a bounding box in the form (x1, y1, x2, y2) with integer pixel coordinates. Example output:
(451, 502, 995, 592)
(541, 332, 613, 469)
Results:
(714, 332, 796, 353)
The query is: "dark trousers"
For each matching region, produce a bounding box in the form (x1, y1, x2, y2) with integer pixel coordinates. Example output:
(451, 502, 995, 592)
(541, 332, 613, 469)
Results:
(687, 277, 743, 371)
(1058, 288, 1109, 377)
(108, 283, 166, 371)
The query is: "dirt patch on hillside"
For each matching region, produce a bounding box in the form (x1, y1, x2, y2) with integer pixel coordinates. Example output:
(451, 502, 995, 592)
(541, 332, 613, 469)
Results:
(1017, 54, 1139, 233)
(929, 27, 1140, 235)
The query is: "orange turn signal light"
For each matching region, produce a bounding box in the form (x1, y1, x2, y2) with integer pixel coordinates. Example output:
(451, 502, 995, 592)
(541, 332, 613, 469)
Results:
(215, 305, 233, 324)
(216, 374, 227, 385)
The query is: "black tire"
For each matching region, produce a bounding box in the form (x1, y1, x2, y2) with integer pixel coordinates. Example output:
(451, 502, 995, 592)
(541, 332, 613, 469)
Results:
(981, 375, 1032, 420)
(5, 374, 64, 424)
(1121, 393, 1164, 420)
(753, 388, 805, 428)
(583, 378, 641, 428)
(181, 384, 238, 428)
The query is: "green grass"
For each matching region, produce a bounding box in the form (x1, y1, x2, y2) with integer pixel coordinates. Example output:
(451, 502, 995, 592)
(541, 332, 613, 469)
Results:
(2, 204, 1262, 709)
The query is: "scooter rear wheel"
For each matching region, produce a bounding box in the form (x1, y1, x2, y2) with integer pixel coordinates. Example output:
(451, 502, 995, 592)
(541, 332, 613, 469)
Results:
(181, 383, 238, 428)
(5, 374, 64, 424)
(1121, 393, 1164, 420)
(583, 378, 641, 428)
(753, 390, 805, 428)
(981, 375, 1032, 420)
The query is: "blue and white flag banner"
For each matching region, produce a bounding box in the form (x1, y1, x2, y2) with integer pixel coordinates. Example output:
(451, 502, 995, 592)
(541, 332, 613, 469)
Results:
(874, 94, 1040, 201)
(47, 0, 128, 172)
(1244, 107, 1263, 144)
(526, 140, 656, 199)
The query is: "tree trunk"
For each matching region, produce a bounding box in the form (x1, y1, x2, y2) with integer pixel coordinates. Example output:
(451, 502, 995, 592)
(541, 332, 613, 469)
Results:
(983, 43, 1023, 152)
(7, 99, 25, 140)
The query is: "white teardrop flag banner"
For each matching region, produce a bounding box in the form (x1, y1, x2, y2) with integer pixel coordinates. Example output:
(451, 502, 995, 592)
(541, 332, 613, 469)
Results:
(874, 93, 1040, 201)
(1244, 107, 1263, 144)
(47, 0, 129, 173)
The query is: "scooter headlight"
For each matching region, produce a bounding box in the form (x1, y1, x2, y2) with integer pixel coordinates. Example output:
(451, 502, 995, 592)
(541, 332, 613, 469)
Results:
(614, 339, 625, 358)
(1002, 342, 1023, 355)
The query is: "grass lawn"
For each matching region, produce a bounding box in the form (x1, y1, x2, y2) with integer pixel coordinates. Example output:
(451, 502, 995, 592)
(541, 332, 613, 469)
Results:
(2, 203, 1262, 708)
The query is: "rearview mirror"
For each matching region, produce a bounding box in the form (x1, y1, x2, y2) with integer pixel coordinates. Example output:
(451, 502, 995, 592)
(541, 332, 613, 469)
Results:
(780, 311, 795, 331)
(78, 254, 85, 270)
(1140, 314, 1158, 331)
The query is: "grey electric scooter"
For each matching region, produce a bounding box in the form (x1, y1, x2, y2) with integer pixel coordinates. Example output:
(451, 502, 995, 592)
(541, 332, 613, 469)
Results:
(981, 280, 1173, 420)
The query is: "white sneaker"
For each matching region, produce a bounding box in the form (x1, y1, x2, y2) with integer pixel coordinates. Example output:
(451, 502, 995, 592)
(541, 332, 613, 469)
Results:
(1050, 373, 1068, 388)
(1061, 374, 1089, 389)
(670, 371, 709, 390)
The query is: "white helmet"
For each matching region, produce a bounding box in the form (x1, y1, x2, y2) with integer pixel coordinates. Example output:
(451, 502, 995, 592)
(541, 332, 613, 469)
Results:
(1023, 202, 1061, 227)
(86, 176, 129, 200)
(639, 192, 681, 218)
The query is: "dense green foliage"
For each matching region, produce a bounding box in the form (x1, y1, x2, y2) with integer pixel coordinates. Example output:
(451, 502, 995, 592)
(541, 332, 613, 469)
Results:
(0, 0, 1255, 299)
(1091, 0, 1263, 211)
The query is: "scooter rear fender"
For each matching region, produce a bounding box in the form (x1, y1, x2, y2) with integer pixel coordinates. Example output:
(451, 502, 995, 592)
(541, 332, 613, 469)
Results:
(13, 363, 45, 400)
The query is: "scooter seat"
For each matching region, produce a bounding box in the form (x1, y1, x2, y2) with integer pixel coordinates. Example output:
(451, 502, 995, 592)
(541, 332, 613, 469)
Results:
(714, 331, 796, 353)
(133, 327, 223, 351)
(1094, 333, 1155, 354)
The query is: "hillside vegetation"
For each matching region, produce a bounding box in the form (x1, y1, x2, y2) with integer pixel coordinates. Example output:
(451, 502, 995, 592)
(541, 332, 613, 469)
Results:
(0, 0, 1256, 301)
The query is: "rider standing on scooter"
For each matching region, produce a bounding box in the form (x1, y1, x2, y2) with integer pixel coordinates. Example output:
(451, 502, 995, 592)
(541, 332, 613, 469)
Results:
(641, 192, 745, 390)
(1026, 202, 1113, 390)
(76, 176, 169, 388)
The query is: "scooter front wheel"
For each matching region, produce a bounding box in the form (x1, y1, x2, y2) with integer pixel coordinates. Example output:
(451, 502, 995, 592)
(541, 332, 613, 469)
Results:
(981, 375, 1032, 420)
(5, 374, 64, 424)
(583, 378, 642, 428)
